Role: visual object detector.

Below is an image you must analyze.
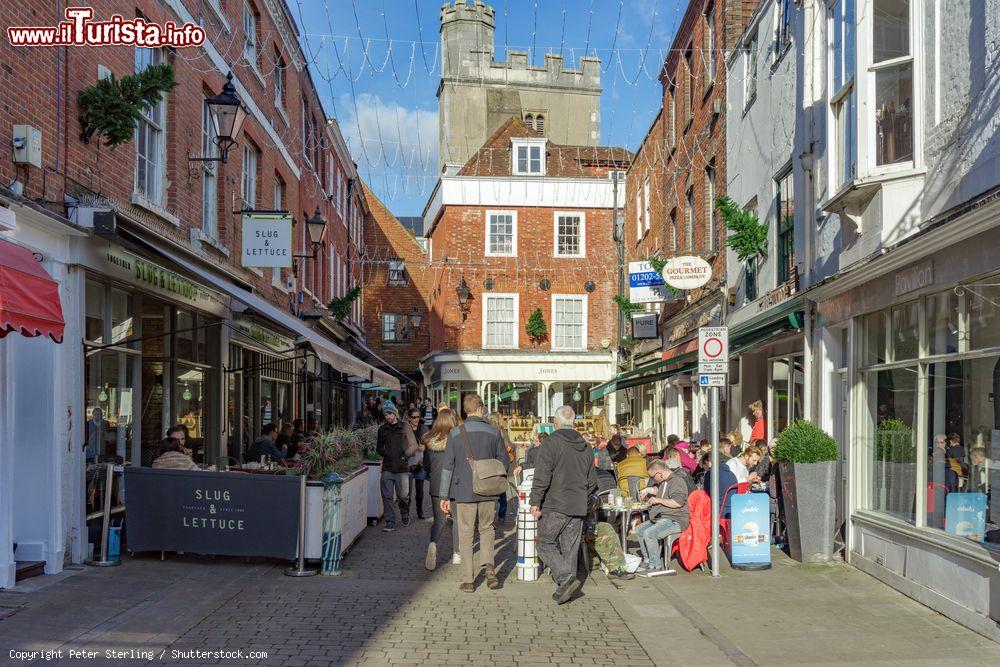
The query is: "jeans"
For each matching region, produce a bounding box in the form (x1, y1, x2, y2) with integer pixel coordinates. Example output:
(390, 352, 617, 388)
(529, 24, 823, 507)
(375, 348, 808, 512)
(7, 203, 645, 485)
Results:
(537, 510, 584, 586)
(429, 495, 450, 545)
(380, 471, 410, 527)
(456, 500, 496, 584)
(410, 474, 426, 517)
(635, 519, 681, 569)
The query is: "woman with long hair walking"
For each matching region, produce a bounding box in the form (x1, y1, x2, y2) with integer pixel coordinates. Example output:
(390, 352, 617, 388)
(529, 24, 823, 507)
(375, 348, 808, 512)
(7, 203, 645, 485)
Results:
(422, 408, 461, 570)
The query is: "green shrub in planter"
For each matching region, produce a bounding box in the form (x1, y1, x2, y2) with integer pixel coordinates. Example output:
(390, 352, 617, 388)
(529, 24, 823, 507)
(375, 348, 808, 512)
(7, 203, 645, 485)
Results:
(875, 418, 915, 463)
(773, 420, 838, 463)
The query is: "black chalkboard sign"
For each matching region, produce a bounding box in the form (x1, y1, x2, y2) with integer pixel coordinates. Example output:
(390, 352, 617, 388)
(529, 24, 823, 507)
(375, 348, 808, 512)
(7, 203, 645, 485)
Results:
(124, 467, 299, 559)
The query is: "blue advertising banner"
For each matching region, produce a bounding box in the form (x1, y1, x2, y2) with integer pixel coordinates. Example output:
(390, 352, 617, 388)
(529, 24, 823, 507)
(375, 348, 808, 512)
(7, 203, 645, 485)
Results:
(945, 492, 987, 542)
(730, 493, 771, 569)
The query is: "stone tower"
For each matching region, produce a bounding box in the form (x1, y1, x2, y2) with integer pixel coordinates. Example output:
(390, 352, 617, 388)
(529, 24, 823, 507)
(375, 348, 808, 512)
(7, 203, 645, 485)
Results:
(438, 0, 602, 170)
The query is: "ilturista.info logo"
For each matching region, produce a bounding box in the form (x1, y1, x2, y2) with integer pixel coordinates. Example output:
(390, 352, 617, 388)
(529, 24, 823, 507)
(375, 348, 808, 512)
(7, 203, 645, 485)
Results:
(6, 7, 205, 48)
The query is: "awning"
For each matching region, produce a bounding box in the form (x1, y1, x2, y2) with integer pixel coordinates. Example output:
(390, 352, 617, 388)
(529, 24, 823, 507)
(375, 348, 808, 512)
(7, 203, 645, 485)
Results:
(347, 332, 414, 389)
(131, 238, 398, 390)
(589, 346, 698, 401)
(589, 377, 619, 401)
(0, 238, 65, 342)
(729, 294, 805, 356)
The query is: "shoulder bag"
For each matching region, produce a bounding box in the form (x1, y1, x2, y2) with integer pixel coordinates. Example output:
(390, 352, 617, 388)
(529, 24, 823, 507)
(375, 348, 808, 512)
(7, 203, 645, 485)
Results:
(460, 424, 508, 496)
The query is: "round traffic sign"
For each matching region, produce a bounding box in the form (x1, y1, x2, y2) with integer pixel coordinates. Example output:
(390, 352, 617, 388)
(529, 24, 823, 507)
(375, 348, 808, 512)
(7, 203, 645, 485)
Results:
(703, 337, 724, 358)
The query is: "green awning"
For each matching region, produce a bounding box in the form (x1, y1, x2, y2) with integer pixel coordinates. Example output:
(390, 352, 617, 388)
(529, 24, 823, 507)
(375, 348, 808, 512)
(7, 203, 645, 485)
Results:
(589, 377, 619, 401)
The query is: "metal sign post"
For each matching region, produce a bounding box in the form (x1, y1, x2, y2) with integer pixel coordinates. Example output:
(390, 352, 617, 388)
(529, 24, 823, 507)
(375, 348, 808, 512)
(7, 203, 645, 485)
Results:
(699, 326, 728, 579)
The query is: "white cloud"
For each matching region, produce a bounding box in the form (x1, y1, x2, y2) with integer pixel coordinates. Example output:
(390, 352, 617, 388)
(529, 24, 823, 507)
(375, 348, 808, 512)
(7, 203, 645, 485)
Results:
(337, 93, 438, 175)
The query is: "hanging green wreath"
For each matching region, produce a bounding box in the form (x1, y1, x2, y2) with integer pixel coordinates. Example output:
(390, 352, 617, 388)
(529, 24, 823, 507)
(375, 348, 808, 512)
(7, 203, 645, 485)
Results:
(78, 63, 177, 147)
(715, 195, 768, 263)
(328, 286, 361, 321)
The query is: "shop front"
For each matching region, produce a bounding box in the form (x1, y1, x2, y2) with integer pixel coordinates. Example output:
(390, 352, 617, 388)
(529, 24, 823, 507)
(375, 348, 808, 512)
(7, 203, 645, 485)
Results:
(726, 290, 806, 442)
(422, 350, 615, 440)
(817, 225, 1000, 640)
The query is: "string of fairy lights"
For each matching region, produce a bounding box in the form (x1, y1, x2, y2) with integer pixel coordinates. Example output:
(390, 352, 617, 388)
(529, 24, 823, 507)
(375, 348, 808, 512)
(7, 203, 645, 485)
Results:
(163, 0, 806, 294)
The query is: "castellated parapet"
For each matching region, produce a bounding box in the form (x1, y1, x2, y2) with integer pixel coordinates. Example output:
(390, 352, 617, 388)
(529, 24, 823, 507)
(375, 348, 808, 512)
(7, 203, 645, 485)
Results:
(438, 0, 602, 168)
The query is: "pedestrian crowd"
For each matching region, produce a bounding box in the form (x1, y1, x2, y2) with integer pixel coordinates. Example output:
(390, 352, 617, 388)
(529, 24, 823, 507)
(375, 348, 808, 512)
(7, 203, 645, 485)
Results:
(369, 391, 783, 605)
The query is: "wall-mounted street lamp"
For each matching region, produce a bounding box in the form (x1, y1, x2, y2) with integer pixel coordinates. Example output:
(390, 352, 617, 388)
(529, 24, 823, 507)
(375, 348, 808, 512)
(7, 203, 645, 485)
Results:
(407, 308, 423, 332)
(188, 73, 248, 165)
(292, 207, 328, 277)
(455, 277, 472, 329)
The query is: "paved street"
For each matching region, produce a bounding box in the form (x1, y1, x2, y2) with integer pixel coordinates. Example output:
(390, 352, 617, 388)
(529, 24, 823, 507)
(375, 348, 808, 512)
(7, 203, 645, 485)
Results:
(2, 498, 999, 667)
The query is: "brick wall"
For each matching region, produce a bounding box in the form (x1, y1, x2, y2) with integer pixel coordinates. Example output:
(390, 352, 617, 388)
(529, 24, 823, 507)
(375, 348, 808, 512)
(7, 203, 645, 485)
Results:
(360, 184, 431, 378)
(624, 0, 760, 305)
(0, 0, 356, 320)
(427, 205, 617, 353)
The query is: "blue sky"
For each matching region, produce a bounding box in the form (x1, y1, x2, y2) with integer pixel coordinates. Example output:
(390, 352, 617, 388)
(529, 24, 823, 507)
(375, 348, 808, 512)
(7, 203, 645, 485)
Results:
(291, 0, 685, 216)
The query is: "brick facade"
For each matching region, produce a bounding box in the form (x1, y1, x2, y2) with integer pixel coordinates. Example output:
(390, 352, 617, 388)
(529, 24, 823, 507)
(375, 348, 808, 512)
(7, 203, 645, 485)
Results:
(624, 0, 760, 313)
(359, 184, 431, 380)
(0, 0, 362, 324)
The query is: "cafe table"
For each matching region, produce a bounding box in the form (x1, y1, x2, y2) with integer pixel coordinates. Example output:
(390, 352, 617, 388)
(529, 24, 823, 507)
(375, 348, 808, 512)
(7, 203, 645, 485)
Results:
(601, 501, 650, 549)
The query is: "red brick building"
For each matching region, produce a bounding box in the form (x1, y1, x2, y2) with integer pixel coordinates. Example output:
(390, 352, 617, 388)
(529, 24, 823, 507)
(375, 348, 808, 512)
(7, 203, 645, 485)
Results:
(359, 183, 433, 389)
(618, 0, 758, 439)
(414, 118, 629, 426)
(0, 0, 398, 581)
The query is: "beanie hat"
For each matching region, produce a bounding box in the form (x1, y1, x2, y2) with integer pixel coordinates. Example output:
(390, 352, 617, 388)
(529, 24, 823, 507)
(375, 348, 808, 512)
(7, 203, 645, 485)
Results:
(382, 401, 398, 416)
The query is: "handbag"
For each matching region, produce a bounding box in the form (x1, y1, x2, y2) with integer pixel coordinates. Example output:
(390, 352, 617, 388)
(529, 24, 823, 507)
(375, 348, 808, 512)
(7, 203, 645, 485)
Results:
(460, 424, 508, 496)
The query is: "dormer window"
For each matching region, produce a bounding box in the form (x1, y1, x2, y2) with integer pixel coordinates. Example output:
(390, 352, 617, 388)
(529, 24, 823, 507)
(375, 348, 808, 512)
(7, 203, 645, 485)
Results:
(512, 138, 546, 176)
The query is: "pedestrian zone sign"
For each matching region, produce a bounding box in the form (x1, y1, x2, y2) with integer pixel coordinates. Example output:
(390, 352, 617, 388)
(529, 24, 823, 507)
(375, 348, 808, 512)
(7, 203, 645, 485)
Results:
(698, 326, 728, 375)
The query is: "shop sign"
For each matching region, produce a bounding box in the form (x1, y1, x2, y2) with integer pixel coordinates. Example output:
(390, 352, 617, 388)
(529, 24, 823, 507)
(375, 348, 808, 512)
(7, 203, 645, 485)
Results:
(242, 213, 292, 268)
(894, 260, 934, 297)
(945, 492, 987, 542)
(756, 282, 793, 313)
(662, 255, 712, 290)
(631, 312, 658, 339)
(234, 317, 293, 351)
(629, 261, 672, 303)
(730, 494, 771, 568)
(102, 247, 228, 317)
(124, 467, 300, 559)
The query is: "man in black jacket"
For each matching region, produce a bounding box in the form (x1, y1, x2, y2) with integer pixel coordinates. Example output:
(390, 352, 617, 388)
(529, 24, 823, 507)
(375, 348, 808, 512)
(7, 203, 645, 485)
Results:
(529, 405, 597, 604)
(376, 404, 418, 531)
(437, 394, 509, 593)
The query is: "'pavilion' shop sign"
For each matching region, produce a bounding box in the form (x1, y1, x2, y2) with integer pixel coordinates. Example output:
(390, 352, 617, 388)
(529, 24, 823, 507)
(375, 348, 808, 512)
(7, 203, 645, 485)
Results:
(101, 246, 228, 317)
(124, 467, 299, 559)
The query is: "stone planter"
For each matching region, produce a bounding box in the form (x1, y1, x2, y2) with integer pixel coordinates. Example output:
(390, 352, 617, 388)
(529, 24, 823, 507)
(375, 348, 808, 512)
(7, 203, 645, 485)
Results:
(874, 461, 917, 518)
(364, 460, 383, 525)
(303, 466, 369, 560)
(778, 460, 836, 563)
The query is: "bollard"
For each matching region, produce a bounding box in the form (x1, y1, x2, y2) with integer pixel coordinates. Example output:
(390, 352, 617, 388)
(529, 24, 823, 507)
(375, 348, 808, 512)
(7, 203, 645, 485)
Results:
(320, 472, 344, 576)
(284, 473, 318, 577)
(516, 486, 539, 581)
(85, 462, 121, 567)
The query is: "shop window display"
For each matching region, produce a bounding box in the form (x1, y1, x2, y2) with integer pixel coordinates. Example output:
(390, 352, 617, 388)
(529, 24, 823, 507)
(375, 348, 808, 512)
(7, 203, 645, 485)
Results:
(860, 278, 1000, 545)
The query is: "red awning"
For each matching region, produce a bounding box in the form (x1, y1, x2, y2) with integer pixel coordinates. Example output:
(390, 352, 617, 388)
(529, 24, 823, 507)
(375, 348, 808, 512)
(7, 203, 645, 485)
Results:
(0, 238, 65, 342)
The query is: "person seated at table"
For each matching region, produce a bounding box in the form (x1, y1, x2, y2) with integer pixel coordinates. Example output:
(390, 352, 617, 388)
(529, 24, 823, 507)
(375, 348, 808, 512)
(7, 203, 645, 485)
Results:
(606, 433, 627, 464)
(275, 422, 295, 457)
(248, 423, 286, 463)
(592, 521, 635, 580)
(663, 447, 696, 495)
(634, 460, 689, 576)
(152, 437, 199, 470)
(701, 452, 738, 519)
(594, 436, 619, 493)
(725, 445, 763, 484)
(615, 443, 649, 496)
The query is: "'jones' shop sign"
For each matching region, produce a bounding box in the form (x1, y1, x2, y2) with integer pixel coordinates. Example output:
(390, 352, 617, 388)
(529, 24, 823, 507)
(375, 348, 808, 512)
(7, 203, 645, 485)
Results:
(124, 468, 299, 559)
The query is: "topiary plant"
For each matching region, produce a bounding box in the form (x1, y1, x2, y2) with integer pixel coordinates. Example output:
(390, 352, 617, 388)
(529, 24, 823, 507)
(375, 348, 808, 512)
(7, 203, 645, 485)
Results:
(875, 418, 915, 463)
(525, 307, 548, 344)
(772, 420, 838, 463)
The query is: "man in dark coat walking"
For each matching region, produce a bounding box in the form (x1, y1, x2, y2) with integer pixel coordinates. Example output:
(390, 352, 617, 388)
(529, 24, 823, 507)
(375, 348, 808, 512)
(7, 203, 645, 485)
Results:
(377, 404, 419, 531)
(530, 405, 597, 604)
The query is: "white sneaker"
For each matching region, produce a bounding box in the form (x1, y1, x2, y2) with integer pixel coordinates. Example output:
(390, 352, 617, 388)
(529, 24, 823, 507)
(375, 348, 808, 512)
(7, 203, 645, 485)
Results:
(425, 542, 437, 571)
(451, 553, 461, 565)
